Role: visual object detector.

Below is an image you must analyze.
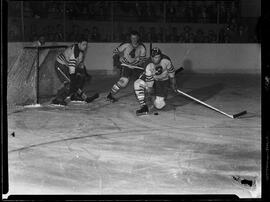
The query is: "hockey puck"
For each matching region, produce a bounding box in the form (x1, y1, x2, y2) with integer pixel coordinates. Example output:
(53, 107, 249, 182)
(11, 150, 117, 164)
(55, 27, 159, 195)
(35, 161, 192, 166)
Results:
(154, 112, 159, 115)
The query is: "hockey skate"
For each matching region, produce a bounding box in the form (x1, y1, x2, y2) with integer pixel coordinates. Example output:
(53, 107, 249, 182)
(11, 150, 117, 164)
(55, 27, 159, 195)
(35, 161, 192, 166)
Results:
(106, 92, 118, 103)
(51, 98, 67, 106)
(136, 105, 149, 116)
(70, 92, 85, 101)
(85, 93, 99, 103)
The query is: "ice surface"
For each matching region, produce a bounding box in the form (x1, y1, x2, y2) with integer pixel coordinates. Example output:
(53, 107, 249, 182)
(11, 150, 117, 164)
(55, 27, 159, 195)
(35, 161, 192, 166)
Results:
(7, 74, 261, 198)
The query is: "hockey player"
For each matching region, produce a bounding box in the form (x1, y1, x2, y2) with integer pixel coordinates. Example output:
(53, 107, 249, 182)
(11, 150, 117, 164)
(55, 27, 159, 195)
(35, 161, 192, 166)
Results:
(106, 30, 147, 102)
(134, 47, 177, 115)
(52, 37, 99, 105)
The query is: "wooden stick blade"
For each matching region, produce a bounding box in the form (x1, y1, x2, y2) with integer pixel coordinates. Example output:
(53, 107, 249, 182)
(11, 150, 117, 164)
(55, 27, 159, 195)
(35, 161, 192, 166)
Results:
(232, 111, 247, 118)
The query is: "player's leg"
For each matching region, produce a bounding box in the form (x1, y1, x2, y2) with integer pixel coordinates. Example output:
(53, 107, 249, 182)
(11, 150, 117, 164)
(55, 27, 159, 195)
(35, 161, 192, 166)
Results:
(107, 66, 132, 102)
(134, 78, 149, 115)
(70, 68, 99, 102)
(69, 68, 86, 101)
(76, 68, 87, 89)
(113, 54, 122, 75)
(153, 80, 170, 109)
(52, 61, 70, 105)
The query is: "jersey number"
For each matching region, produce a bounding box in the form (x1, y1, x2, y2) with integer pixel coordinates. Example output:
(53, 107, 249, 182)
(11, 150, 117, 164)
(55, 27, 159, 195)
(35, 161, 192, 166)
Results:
(155, 66, 163, 75)
(129, 48, 136, 58)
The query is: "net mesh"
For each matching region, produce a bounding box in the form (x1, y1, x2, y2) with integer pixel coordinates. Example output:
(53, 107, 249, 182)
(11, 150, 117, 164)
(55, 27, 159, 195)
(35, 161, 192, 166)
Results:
(7, 47, 66, 114)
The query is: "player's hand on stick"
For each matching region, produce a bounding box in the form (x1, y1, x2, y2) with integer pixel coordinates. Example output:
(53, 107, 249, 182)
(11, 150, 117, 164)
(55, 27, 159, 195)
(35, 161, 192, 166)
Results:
(120, 57, 129, 64)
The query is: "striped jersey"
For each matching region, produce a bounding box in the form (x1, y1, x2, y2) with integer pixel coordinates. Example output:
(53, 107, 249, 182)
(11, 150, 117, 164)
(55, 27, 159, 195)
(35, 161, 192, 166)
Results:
(140, 54, 175, 84)
(113, 42, 147, 67)
(56, 44, 84, 70)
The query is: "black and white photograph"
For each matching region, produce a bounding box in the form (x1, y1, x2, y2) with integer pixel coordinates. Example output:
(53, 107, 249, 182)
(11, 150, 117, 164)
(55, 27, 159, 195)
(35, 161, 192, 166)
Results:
(2, 0, 265, 200)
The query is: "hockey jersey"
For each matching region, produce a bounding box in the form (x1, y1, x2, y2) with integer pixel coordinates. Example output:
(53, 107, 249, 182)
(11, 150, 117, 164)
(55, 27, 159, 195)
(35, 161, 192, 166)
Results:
(140, 54, 175, 86)
(56, 44, 84, 74)
(113, 42, 147, 67)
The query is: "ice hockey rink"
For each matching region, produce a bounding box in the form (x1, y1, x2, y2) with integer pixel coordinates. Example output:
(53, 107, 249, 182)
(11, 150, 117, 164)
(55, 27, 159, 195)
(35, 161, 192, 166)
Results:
(7, 71, 261, 198)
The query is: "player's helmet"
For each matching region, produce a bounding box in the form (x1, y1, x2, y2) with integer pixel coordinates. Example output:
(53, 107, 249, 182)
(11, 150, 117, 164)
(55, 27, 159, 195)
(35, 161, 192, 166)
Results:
(151, 47, 162, 57)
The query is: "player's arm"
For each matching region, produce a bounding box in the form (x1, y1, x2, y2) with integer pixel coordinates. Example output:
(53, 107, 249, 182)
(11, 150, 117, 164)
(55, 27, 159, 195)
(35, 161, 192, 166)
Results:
(77, 52, 86, 70)
(67, 48, 77, 74)
(165, 59, 177, 91)
(113, 43, 129, 65)
(113, 43, 126, 55)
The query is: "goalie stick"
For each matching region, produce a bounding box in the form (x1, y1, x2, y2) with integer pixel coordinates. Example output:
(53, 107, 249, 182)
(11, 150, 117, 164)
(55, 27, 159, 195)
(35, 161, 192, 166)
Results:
(175, 89, 247, 119)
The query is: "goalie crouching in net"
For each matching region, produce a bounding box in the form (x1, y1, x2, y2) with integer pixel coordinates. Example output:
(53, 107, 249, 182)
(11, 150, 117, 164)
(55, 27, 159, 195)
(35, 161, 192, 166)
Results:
(52, 38, 99, 105)
(134, 47, 177, 115)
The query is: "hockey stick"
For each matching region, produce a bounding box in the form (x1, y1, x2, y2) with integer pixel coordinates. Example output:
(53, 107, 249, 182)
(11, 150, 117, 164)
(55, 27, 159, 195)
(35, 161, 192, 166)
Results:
(176, 89, 247, 119)
(121, 63, 144, 70)
(121, 64, 184, 73)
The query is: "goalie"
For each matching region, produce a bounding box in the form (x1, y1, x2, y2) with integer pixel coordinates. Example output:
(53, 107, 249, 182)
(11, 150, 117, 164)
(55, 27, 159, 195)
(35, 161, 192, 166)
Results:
(134, 47, 177, 115)
(52, 37, 98, 105)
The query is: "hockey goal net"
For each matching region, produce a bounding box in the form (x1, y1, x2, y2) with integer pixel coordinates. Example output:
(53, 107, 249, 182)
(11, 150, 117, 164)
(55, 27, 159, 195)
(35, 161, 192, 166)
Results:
(7, 45, 67, 113)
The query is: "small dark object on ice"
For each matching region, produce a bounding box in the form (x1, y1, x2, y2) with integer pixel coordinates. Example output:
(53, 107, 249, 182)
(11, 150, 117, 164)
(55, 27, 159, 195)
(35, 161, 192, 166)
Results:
(11, 132, 15, 137)
(232, 176, 254, 187)
(154, 112, 159, 115)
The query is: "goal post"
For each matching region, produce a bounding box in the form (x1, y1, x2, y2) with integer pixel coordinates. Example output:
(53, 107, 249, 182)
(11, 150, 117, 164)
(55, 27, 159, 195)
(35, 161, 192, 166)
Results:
(22, 46, 68, 104)
(7, 45, 67, 113)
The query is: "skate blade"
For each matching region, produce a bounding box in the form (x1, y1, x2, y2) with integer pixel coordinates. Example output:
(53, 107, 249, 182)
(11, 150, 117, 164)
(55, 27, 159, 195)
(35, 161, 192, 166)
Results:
(49, 104, 66, 107)
(70, 100, 86, 103)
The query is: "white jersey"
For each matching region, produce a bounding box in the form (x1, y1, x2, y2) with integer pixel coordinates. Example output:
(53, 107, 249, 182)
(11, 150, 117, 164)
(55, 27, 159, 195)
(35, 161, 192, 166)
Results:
(113, 42, 147, 67)
(140, 54, 175, 86)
